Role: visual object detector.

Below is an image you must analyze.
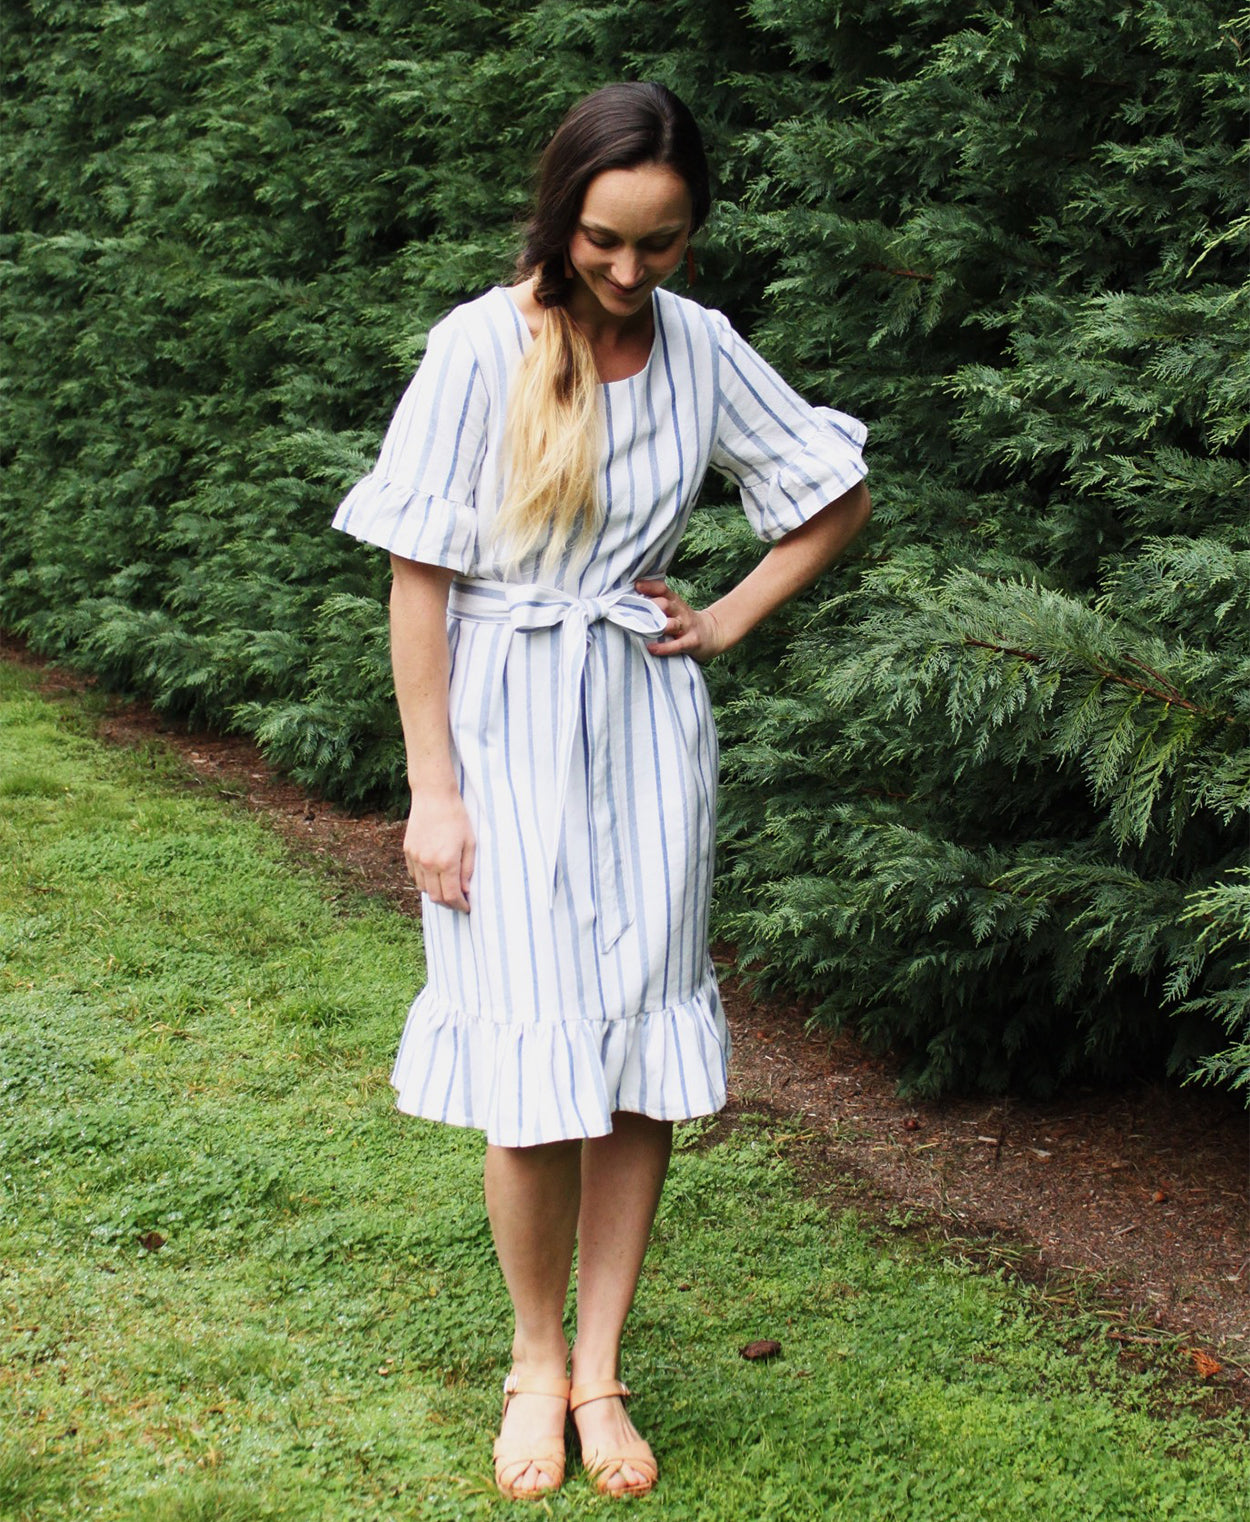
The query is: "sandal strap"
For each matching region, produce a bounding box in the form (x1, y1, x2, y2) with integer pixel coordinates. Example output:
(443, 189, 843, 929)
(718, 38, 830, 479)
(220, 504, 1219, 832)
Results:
(494, 1446, 566, 1499)
(494, 1439, 567, 1468)
(569, 1377, 631, 1412)
(583, 1440, 658, 1496)
(503, 1370, 573, 1404)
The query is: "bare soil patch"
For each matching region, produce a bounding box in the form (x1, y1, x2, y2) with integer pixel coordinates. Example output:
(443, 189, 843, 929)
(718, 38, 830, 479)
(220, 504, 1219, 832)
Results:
(6, 634, 1246, 1395)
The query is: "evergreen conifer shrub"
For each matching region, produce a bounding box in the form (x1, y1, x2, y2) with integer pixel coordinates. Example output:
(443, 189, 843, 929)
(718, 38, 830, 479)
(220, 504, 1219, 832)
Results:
(698, 0, 1250, 1095)
(2, 0, 1245, 1096)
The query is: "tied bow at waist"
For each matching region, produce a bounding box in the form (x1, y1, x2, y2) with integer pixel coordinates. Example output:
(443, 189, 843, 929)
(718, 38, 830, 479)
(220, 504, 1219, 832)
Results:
(447, 578, 668, 952)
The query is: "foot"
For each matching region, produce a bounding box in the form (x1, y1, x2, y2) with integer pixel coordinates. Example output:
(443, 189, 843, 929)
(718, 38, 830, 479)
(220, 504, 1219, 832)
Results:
(494, 1370, 570, 1499)
(569, 1379, 657, 1496)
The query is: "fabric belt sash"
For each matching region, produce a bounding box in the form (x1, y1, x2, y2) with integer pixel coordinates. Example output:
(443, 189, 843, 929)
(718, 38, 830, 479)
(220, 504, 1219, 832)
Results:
(447, 577, 668, 953)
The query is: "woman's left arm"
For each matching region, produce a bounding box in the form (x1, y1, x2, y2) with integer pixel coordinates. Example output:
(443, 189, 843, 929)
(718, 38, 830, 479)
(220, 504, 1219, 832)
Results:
(640, 479, 871, 661)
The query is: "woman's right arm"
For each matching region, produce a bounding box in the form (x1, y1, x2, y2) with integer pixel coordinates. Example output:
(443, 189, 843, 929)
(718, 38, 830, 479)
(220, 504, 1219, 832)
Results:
(389, 553, 475, 912)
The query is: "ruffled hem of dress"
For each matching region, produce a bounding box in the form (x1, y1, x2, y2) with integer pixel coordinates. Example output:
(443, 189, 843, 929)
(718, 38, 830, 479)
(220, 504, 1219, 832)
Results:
(389, 980, 730, 1147)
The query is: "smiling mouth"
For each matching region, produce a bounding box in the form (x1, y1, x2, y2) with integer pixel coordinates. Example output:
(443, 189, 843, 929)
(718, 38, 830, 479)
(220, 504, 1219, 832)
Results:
(604, 278, 648, 296)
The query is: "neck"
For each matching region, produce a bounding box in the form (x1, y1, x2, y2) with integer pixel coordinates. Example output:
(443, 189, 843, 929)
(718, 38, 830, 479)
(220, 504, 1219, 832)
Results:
(565, 282, 653, 347)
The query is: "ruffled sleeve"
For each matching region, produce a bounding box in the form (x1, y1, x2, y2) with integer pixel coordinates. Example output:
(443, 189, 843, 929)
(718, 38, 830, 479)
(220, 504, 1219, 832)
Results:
(708, 310, 867, 542)
(332, 312, 487, 571)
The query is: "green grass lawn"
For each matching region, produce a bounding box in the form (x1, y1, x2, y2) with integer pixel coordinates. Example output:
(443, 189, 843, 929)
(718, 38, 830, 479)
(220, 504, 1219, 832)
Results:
(1, 659, 1246, 1522)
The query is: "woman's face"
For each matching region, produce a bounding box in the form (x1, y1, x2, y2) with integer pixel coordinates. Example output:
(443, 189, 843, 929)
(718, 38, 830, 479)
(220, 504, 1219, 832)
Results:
(567, 163, 693, 319)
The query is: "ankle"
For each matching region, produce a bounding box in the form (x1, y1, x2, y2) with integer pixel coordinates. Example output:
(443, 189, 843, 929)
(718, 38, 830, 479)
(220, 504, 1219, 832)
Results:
(510, 1337, 569, 1379)
(569, 1342, 622, 1387)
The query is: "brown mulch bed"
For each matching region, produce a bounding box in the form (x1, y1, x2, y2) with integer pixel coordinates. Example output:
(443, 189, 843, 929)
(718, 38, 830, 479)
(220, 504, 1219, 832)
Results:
(6, 634, 1247, 1397)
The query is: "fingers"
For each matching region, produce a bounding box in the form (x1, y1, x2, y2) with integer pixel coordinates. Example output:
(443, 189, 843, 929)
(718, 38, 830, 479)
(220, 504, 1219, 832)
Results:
(635, 577, 679, 621)
(647, 628, 696, 657)
(408, 850, 472, 912)
(635, 578, 693, 647)
(437, 864, 471, 913)
(461, 833, 476, 899)
(635, 580, 726, 663)
(405, 789, 475, 912)
(449, 835, 476, 913)
(637, 581, 705, 658)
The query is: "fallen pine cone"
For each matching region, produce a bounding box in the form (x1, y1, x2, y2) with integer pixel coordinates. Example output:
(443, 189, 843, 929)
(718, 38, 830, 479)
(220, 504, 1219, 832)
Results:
(740, 1339, 782, 1361)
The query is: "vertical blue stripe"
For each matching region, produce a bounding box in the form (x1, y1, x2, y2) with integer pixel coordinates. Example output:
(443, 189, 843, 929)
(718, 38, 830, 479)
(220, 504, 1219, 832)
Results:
(638, 653, 675, 1007)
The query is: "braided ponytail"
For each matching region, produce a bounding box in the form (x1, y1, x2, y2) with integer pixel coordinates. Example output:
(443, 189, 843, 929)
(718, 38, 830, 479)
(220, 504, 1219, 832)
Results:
(494, 258, 603, 569)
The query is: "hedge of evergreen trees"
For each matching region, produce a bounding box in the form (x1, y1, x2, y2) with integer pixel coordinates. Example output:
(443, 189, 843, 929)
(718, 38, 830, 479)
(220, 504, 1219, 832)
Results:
(4, 0, 1247, 1098)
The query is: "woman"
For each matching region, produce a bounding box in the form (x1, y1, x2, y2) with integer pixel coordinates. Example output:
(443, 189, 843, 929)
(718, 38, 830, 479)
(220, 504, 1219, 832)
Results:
(333, 81, 870, 1499)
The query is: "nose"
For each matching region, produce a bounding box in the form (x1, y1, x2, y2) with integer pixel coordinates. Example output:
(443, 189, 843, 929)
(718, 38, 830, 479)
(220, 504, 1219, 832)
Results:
(611, 251, 645, 289)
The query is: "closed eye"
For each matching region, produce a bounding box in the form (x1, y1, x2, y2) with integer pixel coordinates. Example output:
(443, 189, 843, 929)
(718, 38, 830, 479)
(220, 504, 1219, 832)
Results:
(579, 226, 684, 253)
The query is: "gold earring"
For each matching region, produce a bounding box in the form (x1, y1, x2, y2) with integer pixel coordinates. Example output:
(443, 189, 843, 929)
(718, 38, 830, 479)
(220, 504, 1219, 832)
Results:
(686, 246, 697, 286)
(563, 248, 574, 280)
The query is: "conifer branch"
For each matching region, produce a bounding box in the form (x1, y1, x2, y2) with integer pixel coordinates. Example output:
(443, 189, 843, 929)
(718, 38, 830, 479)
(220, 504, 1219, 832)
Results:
(865, 261, 934, 283)
(962, 638, 1219, 718)
(963, 637, 1040, 664)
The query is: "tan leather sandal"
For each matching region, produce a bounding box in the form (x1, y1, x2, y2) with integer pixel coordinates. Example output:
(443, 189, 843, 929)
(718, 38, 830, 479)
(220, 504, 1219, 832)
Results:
(493, 1369, 572, 1500)
(569, 1379, 658, 1498)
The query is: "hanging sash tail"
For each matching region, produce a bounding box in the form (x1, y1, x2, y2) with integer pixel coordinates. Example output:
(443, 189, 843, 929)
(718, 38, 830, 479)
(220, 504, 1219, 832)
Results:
(448, 577, 668, 952)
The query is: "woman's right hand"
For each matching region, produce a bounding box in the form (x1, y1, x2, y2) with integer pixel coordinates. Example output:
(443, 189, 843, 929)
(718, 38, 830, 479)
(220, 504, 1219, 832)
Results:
(404, 784, 476, 912)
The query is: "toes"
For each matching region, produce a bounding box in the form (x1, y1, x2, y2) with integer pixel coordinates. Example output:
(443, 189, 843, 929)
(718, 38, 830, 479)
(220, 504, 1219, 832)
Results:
(592, 1460, 646, 1493)
(510, 1463, 555, 1495)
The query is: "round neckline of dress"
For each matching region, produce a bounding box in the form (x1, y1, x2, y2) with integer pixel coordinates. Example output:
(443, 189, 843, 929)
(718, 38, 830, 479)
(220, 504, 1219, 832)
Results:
(498, 286, 658, 388)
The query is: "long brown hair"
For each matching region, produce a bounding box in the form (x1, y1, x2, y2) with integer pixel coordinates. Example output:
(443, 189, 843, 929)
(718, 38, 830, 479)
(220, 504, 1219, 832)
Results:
(495, 82, 711, 569)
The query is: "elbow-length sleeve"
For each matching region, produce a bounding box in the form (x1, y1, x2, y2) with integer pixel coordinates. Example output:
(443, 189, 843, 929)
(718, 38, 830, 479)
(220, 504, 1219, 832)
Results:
(332, 313, 487, 571)
(708, 311, 867, 543)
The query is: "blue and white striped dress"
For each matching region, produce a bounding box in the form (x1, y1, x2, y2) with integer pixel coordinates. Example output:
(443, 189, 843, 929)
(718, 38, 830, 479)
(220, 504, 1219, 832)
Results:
(333, 285, 866, 1146)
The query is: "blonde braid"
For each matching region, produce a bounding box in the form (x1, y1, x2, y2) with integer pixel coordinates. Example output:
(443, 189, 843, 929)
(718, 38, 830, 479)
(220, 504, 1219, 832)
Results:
(495, 291, 602, 572)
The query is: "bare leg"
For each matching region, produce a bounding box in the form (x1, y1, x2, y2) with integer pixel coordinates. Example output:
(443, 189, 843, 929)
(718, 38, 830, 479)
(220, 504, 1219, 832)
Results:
(484, 1138, 581, 1495)
(571, 1111, 672, 1493)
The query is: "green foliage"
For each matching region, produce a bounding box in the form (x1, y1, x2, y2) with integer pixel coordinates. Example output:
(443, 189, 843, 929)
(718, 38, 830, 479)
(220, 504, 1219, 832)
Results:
(2, 0, 1247, 1096)
(2, 665, 1245, 1522)
(698, 0, 1250, 1097)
